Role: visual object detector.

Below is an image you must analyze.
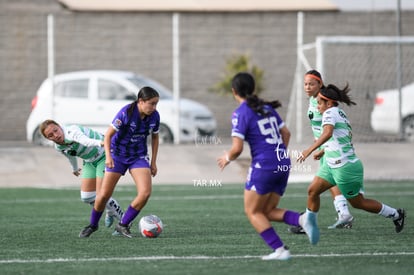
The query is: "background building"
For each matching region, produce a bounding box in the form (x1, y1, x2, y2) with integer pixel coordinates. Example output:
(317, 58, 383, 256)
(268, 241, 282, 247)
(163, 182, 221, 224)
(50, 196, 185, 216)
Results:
(1, 0, 413, 142)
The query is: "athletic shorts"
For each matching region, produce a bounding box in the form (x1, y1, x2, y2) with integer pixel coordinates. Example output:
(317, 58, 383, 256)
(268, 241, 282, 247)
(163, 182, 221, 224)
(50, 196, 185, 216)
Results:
(105, 154, 150, 175)
(245, 167, 289, 196)
(316, 159, 364, 199)
(82, 156, 105, 179)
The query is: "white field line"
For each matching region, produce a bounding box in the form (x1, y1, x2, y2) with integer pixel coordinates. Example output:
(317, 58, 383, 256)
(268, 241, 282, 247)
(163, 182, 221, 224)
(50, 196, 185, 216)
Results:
(1, 252, 414, 264)
(2, 191, 414, 205)
(2, 187, 409, 206)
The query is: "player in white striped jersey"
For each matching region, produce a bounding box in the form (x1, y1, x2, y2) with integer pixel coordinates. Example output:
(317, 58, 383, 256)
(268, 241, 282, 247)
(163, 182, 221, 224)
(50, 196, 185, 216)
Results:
(289, 71, 354, 234)
(297, 83, 405, 245)
(40, 120, 124, 231)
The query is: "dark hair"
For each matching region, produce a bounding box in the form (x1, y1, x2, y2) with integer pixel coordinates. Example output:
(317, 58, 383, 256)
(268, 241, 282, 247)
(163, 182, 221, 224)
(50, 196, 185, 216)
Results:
(320, 83, 356, 106)
(40, 119, 60, 137)
(305, 69, 325, 89)
(126, 86, 159, 118)
(231, 72, 281, 116)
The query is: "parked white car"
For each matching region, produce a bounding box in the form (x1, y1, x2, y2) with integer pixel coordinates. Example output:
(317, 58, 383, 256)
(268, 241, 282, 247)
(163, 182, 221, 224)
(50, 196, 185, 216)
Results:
(370, 82, 414, 142)
(26, 70, 216, 145)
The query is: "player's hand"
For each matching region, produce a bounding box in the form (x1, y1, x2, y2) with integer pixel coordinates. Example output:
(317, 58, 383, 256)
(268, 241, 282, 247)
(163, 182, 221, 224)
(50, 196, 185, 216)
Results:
(105, 156, 114, 169)
(217, 152, 231, 171)
(313, 149, 324, 160)
(151, 163, 157, 177)
(72, 168, 81, 177)
(297, 150, 310, 163)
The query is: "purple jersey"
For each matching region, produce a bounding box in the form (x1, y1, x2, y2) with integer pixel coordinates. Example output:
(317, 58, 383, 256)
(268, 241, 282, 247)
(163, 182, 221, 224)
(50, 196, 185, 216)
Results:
(231, 101, 290, 170)
(110, 104, 160, 159)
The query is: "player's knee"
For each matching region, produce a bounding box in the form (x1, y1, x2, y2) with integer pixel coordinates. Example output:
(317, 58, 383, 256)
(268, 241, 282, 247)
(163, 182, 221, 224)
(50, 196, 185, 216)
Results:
(80, 191, 96, 205)
(307, 185, 320, 198)
(140, 190, 152, 202)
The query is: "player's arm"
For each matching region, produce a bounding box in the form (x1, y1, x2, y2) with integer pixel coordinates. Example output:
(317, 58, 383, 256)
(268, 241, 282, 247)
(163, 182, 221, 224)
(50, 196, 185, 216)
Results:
(103, 126, 116, 168)
(150, 132, 159, 176)
(70, 126, 103, 147)
(279, 125, 291, 148)
(217, 136, 243, 170)
(298, 124, 333, 163)
(60, 150, 80, 176)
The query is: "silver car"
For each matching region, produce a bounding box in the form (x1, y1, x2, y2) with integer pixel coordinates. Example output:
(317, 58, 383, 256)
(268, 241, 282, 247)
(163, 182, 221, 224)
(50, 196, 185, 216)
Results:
(26, 70, 217, 145)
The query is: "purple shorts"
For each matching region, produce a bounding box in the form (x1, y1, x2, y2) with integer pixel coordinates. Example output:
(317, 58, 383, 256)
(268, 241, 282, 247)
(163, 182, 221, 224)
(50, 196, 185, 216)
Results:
(245, 167, 289, 195)
(105, 155, 150, 175)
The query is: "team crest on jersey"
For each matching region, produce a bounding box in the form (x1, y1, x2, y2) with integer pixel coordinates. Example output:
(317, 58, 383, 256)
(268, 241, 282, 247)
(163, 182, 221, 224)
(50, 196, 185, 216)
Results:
(114, 119, 122, 127)
(232, 118, 238, 127)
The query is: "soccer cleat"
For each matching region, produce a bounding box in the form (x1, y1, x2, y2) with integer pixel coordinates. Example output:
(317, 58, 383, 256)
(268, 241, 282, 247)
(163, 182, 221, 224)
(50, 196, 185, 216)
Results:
(115, 223, 133, 238)
(299, 211, 320, 245)
(112, 230, 122, 236)
(105, 212, 115, 228)
(393, 208, 406, 233)
(79, 224, 98, 238)
(328, 215, 354, 229)
(288, 225, 306, 234)
(262, 246, 291, 261)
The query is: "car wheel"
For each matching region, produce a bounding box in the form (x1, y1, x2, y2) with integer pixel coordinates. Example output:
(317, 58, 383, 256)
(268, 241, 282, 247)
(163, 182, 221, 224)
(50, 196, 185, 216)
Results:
(32, 127, 52, 146)
(402, 116, 414, 142)
(158, 123, 174, 144)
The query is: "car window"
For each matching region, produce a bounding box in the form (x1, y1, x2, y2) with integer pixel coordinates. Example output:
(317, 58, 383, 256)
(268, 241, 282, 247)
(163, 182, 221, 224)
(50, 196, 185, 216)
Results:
(128, 76, 172, 99)
(55, 79, 89, 98)
(98, 79, 135, 100)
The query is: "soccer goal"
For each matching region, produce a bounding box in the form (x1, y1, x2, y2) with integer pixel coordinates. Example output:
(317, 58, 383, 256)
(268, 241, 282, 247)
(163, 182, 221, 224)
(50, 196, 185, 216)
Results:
(289, 13, 414, 143)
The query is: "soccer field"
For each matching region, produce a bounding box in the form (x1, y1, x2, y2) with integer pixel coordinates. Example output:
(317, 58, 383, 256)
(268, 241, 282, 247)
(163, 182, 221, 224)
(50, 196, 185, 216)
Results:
(0, 181, 412, 275)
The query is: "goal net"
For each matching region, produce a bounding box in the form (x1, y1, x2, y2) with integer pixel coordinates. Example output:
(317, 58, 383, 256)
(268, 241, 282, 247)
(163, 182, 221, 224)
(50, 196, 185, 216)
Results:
(291, 35, 414, 143)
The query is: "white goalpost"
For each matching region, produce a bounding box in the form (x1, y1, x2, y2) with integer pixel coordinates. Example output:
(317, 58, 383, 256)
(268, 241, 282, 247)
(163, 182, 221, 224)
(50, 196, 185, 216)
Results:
(289, 12, 414, 143)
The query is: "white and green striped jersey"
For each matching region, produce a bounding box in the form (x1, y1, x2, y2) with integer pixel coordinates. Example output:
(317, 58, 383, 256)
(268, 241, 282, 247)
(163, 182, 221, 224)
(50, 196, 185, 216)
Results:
(55, 125, 104, 172)
(321, 107, 359, 168)
(308, 96, 323, 140)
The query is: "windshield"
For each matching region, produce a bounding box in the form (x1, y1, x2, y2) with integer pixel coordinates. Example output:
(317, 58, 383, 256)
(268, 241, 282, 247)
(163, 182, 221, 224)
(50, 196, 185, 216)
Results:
(128, 76, 173, 99)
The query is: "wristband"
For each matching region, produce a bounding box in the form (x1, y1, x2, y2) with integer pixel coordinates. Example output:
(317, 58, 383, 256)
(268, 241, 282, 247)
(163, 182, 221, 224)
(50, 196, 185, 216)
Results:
(225, 154, 231, 162)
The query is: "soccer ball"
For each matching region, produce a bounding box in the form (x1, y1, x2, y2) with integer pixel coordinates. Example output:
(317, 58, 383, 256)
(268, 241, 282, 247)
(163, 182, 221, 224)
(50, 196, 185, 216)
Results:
(139, 214, 163, 238)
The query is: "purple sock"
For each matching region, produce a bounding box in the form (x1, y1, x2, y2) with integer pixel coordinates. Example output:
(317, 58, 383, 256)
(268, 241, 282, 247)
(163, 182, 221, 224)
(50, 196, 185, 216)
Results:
(259, 227, 283, 250)
(283, 210, 301, 226)
(90, 208, 103, 227)
(121, 205, 140, 225)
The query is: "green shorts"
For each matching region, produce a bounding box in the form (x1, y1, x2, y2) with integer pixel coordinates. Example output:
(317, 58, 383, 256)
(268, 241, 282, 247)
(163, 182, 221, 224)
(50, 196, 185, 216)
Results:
(81, 156, 105, 179)
(316, 159, 364, 199)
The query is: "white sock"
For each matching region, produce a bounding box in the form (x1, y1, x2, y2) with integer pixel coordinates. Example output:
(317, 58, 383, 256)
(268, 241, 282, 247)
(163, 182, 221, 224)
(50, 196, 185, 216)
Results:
(80, 191, 96, 205)
(378, 204, 398, 220)
(334, 195, 351, 218)
(105, 197, 124, 220)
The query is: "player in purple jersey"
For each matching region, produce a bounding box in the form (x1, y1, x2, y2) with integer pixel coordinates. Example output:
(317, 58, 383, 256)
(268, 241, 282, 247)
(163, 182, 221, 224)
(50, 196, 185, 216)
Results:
(217, 72, 303, 260)
(79, 86, 160, 238)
